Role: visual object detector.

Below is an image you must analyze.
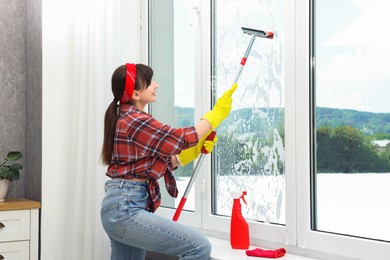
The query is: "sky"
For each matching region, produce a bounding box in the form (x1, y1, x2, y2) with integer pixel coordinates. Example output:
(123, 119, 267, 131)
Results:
(173, 0, 196, 107)
(316, 0, 390, 113)
(172, 0, 390, 113)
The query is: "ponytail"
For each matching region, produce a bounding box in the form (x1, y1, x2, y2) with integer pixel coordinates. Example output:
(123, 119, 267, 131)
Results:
(101, 100, 119, 165)
(101, 65, 126, 165)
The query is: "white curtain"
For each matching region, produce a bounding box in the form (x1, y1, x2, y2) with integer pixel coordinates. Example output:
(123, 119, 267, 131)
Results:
(42, 0, 142, 259)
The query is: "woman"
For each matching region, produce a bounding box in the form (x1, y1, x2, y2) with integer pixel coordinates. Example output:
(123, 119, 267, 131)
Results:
(100, 63, 237, 259)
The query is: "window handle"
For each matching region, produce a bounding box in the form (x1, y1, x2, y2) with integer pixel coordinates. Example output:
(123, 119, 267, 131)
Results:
(0, 223, 4, 228)
(190, 2, 200, 27)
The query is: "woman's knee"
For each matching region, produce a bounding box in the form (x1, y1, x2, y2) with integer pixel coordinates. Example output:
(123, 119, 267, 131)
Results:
(197, 237, 212, 259)
(203, 239, 212, 257)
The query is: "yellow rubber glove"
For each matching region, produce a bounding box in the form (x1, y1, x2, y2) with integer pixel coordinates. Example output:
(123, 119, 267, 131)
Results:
(177, 131, 218, 166)
(202, 83, 238, 129)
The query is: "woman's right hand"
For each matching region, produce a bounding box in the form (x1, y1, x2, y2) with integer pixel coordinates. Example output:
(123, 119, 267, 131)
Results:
(202, 83, 238, 129)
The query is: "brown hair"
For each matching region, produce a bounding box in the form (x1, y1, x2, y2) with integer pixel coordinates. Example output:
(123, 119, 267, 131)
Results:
(101, 64, 154, 165)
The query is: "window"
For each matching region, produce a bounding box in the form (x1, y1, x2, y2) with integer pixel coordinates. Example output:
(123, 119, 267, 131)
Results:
(202, 0, 295, 246)
(311, 0, 390, 242)
(211, 0, 286, 225)
(147, 0, 390, 258)
(148, 0, 197, 213)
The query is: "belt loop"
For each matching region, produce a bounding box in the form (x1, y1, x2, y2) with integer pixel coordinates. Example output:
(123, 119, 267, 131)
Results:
(119, 179, 125, 188)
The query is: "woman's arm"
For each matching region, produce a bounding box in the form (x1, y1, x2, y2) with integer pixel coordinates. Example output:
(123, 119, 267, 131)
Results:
(171, 154, 180, 169)
(194, 119, 213, 140)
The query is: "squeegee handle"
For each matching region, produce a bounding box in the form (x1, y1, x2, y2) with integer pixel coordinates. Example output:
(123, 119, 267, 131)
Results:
(172, 197, 187, 221)
(172, 131, 216, 222)
(172, 154, 205, 222)
(183, 131, 216, 198)
(233, 36, 257, 84)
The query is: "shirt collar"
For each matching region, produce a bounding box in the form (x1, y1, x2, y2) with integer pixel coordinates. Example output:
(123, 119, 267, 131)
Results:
(120, 104, 148, 116)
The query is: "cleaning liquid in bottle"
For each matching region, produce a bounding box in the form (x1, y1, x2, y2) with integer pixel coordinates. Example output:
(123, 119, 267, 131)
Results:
(230, 191, 250, 249)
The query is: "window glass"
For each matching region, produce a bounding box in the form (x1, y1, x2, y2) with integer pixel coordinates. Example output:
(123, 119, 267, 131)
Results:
(211, 0, 286, 224)
(312, 0, 390, 241)
(149, 0, 196, 211)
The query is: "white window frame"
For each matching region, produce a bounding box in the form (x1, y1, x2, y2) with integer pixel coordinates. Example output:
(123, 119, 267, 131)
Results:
(198, 0, 297, 246)
(296, 0, 390, 259)
(143, 0, 390, 259)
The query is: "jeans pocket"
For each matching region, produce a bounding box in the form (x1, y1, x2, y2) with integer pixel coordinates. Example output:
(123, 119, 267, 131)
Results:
(101, 182, 149, 217)
(126, 187, 149, 208)
(100, 182, 149, 240)
(101, 186, 127, 214)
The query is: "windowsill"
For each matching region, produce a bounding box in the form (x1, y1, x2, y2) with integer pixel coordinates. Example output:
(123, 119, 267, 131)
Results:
(208, 237, 317, 260)
(145, 236, 319, 260)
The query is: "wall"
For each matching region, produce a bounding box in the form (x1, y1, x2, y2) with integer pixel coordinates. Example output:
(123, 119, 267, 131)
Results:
(0, 0, 42, 201)
(25, 0, 42, 201)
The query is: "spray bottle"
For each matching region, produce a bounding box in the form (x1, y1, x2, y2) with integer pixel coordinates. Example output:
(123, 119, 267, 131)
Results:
(230, 191, 250, 249)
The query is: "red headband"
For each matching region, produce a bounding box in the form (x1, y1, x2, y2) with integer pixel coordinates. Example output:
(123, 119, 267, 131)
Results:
(120, 63, 136, 104)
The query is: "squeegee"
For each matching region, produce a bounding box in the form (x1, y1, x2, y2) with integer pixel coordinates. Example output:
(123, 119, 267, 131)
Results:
(173, 27, 273, 222)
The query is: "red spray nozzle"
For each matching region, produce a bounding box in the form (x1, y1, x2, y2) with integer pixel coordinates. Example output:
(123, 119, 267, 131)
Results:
(240, 191, 247, 205)
(231, 191, 248, 204)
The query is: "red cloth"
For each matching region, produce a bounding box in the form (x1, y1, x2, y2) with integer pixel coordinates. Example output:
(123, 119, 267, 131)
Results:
(246, 248, 286, 258)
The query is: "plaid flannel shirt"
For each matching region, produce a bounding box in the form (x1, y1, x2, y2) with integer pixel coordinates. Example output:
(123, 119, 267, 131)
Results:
(106, 104, 198, 212)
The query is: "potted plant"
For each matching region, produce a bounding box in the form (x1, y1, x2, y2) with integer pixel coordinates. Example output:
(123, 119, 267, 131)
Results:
(0, 151, 23, 202)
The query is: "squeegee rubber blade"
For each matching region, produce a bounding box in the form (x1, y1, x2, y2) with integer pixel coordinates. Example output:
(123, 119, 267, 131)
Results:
(241, 27, 267, 37)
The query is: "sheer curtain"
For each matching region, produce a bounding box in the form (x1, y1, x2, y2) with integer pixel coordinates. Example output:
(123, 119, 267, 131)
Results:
(42, 0, 142, 259)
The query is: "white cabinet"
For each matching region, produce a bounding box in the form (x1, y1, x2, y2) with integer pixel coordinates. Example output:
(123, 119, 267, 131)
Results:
(0, 241, 29, 260)
(0, 199, 40, 260)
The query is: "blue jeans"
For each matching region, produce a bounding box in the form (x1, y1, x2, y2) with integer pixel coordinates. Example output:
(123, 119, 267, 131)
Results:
(100, 179, 212, 260)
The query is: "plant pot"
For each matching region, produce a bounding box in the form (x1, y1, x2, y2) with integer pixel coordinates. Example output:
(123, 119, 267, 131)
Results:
(0, 179, 10, 202)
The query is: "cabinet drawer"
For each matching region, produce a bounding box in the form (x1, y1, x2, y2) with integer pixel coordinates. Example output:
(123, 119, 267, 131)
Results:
(0, 210, 30, 242)
(0, 241, 29, 260)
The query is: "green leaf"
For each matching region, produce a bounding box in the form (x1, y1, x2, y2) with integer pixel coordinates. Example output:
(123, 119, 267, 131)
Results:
(10, 163, 23, 170)
(8, 169, 20, 181)
(6, 151, 23, 161)
(0, 167, 11, 179)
